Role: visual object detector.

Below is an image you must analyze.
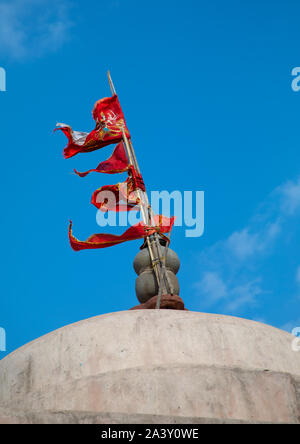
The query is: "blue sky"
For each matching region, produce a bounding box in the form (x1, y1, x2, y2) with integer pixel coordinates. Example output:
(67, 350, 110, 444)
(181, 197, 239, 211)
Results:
(1, 0, 300, 357)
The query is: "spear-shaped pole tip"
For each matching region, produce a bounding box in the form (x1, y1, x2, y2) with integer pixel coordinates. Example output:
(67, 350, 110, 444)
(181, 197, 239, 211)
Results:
(107, 70, 117, 96)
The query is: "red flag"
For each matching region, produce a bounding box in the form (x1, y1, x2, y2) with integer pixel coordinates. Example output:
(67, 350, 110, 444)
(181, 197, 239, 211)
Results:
(74, 142, 129, 178)
(55, 95, 130, 159)
(69, 215, 175, 251)
(128, 165, 146, 192)
(91, 177, 140, 212)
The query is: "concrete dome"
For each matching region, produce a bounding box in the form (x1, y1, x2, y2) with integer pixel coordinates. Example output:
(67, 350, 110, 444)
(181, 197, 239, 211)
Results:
(0, 310, 299, 424)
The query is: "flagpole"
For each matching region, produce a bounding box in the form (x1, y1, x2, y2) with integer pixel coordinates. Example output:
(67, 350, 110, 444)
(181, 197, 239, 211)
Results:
(107, 71, 171, 298)
(108, 70, 116, 95)
(124, 109, 174, 297)
(121, 129, 162, 287)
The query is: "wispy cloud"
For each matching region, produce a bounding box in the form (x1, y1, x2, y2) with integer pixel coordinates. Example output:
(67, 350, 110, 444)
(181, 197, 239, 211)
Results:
(0, 0, 73, 59)
(280, 316, 300, 333)
(194, 175, 300, 314)
(277, 176, 300, 216)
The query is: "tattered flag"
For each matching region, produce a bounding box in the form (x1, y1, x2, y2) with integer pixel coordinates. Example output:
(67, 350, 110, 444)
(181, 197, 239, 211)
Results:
(68, 215, 175, 251)
(55, 95, 130, 159)
(74, 141, 129, 177)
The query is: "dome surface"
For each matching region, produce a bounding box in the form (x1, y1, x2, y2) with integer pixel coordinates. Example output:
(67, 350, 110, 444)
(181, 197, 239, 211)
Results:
(0, 310, 299, 424)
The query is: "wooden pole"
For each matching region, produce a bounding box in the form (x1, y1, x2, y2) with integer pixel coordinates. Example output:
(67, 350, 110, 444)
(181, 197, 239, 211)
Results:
(107, 71, 172, 301)
(107, 70, 116, 95)
(121, 129, 162, 285)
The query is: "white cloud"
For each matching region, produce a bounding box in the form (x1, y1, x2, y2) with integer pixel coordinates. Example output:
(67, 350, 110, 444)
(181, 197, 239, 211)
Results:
(194, 175, 300, 314)
(195, 270, 262, 312)
(280, 317, 300, 333)
(225, 279, 263, 312)
(277, 176, 300, 216)
(225, 220, 281, 261)
(195, 271, 227, 305)
(0, 0, 73, 59)
(226, 229, 260, 261)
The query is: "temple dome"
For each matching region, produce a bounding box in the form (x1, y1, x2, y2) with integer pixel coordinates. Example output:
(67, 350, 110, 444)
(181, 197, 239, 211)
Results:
(0, 310, 299, 423)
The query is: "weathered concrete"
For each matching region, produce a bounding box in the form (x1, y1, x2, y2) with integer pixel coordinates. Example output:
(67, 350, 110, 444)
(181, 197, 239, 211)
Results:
(0, 310, 300, 424)
(0, 407, 284, 424)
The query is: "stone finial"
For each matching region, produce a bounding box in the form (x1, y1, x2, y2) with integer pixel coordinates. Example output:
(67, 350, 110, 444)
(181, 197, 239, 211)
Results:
(133, 242, 180, 304)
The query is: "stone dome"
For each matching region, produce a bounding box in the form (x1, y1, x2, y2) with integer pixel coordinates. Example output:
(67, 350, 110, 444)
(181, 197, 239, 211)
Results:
(0, 310, 299, 423)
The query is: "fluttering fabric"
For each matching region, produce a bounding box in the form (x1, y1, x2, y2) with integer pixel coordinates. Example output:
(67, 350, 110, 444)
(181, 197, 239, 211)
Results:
(91, 177, 140, 212)
(128, 165, 146, 192)
(56, 93, 175, 253)
(74, 142, 129, 177)
(69, 215, 175, 251)
(55, 95, 130, 159)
